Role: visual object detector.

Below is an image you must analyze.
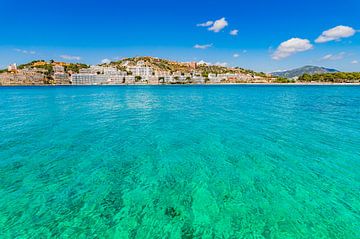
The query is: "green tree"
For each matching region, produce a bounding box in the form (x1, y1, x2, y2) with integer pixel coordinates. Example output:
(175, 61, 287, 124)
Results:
(298, 72, 360, 83)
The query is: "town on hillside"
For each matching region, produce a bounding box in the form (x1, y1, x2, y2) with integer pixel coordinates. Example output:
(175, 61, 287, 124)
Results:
(0, 57, 277, 86)
(2, 57, 360, 86)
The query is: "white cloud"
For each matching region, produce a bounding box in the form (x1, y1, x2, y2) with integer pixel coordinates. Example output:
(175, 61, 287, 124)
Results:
(315, 26, 356, 43)
(208, 17, 228, 33)
(351, 60, 358, 64)
(272, 38, 313, 60)
(194, 44, 213, 49)
(197, 17, 229, 33)
(197, 21, 214, 27)
(101, 58, 111, 64)
(233, 53, 240, 58)
(322, 52, 346, 60)
(322, 54, 333, 60)
(230, 29, 238, 36)
(60, 55, 81, 61)
(15, 49, 36, 55)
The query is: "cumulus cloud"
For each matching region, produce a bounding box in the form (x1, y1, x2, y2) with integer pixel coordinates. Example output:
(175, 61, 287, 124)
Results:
(197, 21, 214, 27)
(230, 29, 238, 36)
(315, 26, 356, 43)
(197, 17, 229, 33)
(208, 17, 228, 33)
(15, 49, 36, 54)
(351, 60, 358, 64)
(233, 53, 240, 58)
(322, 52, 346, 61)
(60, 55, 81, 61)
(272, 38, 313, 60)
(101, 58, 111, 64)
(194, 44, 213, 49)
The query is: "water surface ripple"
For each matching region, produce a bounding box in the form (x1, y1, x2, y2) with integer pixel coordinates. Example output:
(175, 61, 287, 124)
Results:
(0, 86, 359, 238)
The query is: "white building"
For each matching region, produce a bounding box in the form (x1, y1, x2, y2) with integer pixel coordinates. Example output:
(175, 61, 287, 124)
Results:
(79, 65, 105, 74)
(124, 75, 135, 84)
(172, 71, 182, 77)
(128, 66, 153, 77)
(53, 65, 65, 73)
(148, 76, 159, 85)
(104, 68, 126, 84)
(103, 67, 126, 76)
(163, 76, 173, 84)
(209, 74, 221, 83)
(127, 61, 153, 77)
(8, 63, 17, 72)
(71, 74, 109, 85)
(54, 72, 70, 84)
(71, 73, 126, 85)
(154, 71, 171, 77)
(73, 66, 127, 85)
(193, 76, 205, 84)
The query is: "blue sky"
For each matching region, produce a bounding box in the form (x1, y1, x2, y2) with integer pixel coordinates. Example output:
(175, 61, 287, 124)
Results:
(0, 0, 359, 72)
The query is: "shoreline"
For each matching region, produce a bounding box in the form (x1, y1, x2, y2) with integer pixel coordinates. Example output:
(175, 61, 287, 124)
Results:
(1, 82, 360, 87)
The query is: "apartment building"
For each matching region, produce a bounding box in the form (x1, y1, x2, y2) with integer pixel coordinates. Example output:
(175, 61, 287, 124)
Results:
(54, 72, 70, 84)
(124, 75, 135, 84)
(71, 74, 105, 85)
(127, 61, 153, 77)
(53, 65, 65, 73)
(128, 66, 153, 77)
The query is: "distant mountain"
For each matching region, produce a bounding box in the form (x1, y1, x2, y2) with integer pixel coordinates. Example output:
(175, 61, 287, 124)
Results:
(271, 66, 339, 79)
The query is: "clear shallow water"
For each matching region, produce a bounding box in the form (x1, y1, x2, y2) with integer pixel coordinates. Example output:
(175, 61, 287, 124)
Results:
(0, 85, 359, 238)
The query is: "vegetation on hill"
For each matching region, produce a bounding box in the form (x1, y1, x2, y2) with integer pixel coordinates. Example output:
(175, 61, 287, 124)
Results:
(107, 56, 264, 76)
(17, 60, 88, 75)
(18, 61, 54, 76)
(273, 77, 295, 83)
(298, 72, 360, 83)
(272, 66, 339, 79)
(63, 64, 89, 73)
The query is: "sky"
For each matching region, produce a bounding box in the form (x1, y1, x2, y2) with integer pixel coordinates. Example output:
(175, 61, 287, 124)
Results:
(0, 0, 359, 72)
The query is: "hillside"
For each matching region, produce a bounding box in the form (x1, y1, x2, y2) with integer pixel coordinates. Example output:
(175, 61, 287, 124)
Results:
(271, 66, 339, 79)
(105, 56, 266, 77)
(17, 60, 89, 75)
(298, 72, 360, 83)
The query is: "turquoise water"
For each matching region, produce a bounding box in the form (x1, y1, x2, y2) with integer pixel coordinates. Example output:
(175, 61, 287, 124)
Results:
(0, 85, 359, 238)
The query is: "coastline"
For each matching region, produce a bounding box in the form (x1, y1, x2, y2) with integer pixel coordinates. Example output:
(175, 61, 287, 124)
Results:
(1, 82, 360, 87)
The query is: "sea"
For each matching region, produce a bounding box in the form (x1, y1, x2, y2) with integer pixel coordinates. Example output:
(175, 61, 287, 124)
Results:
(0, 85, 359, 238)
